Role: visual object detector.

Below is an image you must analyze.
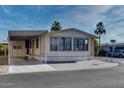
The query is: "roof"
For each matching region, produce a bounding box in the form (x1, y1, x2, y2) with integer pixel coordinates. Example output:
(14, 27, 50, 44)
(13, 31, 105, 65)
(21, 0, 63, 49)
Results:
(8, 28, 97, 40)
(9, 30, 48, 40)
(48, 28, 97, 38)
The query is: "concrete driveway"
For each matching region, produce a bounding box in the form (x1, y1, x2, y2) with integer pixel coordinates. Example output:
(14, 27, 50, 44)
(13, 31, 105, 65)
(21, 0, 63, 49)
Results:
(50, 59, 118, 71)
(8, 59, 118, 74)
(9, 64, 55, 74)
(0, 56, 8, 73)
(8, 58, 55, 74)
(0, 56, 8, 65)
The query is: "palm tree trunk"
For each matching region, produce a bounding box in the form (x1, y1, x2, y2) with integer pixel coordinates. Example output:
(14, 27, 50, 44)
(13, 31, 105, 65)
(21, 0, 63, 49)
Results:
(99, 34, 101, 55)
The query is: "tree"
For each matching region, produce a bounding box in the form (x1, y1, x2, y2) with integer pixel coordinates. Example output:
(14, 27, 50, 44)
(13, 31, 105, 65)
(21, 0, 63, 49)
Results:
(95, 22, 106, 52)
(51, 21, 62, 31)
(0, 43, 8, 56)
(0, 43, 4, 51)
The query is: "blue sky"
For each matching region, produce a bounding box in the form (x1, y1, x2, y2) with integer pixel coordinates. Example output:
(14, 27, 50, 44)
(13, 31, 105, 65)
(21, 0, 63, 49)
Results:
(0, 5, 124, 43)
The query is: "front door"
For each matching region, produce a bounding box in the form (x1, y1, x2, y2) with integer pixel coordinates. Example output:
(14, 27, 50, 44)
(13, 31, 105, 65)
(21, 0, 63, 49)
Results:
(12, 43, 24, 57)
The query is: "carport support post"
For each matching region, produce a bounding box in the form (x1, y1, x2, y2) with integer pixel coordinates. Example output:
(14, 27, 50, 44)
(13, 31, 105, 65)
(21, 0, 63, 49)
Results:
(44, 34, 47, 64)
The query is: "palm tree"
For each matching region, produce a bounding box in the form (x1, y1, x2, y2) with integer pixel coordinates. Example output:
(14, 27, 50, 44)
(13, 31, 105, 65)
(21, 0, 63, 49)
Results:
(51, 21, 62, 31)
(95, 22, 106, 52)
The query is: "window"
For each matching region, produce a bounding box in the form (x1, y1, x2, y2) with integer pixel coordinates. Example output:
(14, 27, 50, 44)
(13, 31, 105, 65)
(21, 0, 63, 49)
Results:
(13, 46, 17, 49)
(59, 37, 65, 51)
(50, 37, 72, 51)
(13, 46, 22, 49)
(65, 38, 71, 51)
(36, 38, 39, 48)
(59, 37, 72, 51)
(85, 40, 88, 51)
(79, 39, 85, 51)
(50, 37, 88, 51)
(73, 38, 79, 51)
(73, 38, 88, 51)
(50, 37, 58, 51)
(18, 46, 22, 49)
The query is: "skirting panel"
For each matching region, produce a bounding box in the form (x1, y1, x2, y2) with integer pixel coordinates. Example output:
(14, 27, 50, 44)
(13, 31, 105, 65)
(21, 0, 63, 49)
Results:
(34, 56, 92, 62)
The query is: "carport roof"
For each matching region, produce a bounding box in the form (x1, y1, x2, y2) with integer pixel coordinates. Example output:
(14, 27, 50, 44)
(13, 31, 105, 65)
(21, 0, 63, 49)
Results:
(8, 30, 48, 40)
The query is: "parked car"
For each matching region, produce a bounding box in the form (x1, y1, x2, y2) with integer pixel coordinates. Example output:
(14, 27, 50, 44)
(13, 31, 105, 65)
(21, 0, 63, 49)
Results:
(108, 50, 124, 58)
(99, 50, 108, 56)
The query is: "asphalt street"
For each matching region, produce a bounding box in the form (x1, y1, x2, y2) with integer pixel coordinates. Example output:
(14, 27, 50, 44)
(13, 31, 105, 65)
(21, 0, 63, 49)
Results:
(0, 61, 124, 88)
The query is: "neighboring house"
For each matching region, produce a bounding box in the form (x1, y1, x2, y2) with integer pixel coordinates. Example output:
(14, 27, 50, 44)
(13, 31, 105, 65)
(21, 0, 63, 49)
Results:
(8, 28, 97, 63)
(101, 43, 124, 52)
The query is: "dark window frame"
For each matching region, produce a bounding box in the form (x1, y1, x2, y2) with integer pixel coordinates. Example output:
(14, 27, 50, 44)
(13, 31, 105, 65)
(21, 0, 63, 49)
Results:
(13, 46, 17, 49)
(50, 37, 88, 52)
(50, 37, 58, 51)
(18, 46, 22, 49)
(59, 37, 72, 51)
(50, 37, 72, 51)
(85, 39, 89, 51)
(73, 38, 88, 51)
(65, 37, 72, 51)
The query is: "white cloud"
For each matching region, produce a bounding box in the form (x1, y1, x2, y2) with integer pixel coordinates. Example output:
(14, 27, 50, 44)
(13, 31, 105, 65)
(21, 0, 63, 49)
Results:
(55, 5, 114, 33)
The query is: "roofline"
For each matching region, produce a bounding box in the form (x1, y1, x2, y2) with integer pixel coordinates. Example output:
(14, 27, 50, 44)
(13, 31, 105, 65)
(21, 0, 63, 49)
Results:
(8, 28, 98, 38)
(48, 28, 98, 38)
(61, 28, 98, 38)
(8, 30, 48, 37)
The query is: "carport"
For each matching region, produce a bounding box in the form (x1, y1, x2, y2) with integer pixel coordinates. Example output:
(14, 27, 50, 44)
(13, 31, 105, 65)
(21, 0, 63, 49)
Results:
(8, 30, 48, 65)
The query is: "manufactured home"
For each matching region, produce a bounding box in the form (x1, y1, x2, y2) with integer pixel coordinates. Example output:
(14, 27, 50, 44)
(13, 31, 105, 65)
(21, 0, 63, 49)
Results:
(8, 28, 96, 64)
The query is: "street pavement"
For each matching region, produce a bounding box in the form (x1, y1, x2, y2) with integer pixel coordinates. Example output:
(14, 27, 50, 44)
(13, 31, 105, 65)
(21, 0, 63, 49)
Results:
(0, 61, 124, 88)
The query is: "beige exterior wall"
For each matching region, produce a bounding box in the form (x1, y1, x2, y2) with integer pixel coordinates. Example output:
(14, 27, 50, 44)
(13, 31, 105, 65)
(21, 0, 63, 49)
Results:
(89, 38, 94, 56)
(31, 36, 40, 56)
(30, 35, 45, 60)
(43, 30, 95, 61)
